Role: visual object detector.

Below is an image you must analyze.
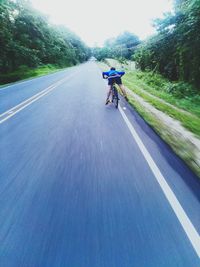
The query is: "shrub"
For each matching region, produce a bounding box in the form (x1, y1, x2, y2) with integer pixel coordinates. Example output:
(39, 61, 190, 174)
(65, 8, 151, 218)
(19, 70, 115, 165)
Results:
(165, 82, 197, 98)
(136, 71, 167, 90)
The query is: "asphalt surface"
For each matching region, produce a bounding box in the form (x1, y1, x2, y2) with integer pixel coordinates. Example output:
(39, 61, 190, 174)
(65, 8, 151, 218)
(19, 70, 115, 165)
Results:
(0, 61, 200, 267)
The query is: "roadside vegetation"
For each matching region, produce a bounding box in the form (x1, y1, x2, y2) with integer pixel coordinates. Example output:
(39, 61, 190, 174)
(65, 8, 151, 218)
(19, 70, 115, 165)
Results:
(123, 72, 200, 137)
(99, 59, 200, 177)
(127, 95, 200, 177)
(93, 0, 200, 114)
(0, 0, 91, 85)
(125, 71, 200, 117)
(95, 0, 200, 177)
(101, 59, 200, 138)
(134, 0, 200, 90)
(0, 64, 64, 86)
(94, 1, 200, 93)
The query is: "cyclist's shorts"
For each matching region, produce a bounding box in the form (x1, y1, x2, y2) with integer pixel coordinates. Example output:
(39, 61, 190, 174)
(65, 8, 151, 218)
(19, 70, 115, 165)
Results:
(108, 77, 122, 85)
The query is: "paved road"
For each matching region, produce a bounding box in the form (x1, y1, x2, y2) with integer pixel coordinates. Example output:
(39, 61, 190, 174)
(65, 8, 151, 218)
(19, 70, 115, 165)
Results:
(0, 62, 200, 266)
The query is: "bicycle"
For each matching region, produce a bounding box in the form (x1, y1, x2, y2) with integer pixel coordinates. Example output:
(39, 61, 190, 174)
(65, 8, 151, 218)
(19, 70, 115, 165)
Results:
(111, 81, 119, 109)
(104, 76, 120, 109)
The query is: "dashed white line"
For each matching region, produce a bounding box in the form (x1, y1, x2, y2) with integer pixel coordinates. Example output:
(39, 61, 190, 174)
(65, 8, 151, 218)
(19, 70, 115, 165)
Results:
(118, 104, 200, 258)
(0, 72, 78, 124)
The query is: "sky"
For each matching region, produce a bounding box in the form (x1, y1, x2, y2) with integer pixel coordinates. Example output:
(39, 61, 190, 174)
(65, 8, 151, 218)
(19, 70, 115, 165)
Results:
(31, 0, 174, 47)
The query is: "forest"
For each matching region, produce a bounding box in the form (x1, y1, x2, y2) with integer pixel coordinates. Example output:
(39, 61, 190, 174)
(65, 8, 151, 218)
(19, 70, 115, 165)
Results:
(1, 0, 200, 95)
(94, 0, 200, 176)
(0, 0, 91, 83)
(134, 0, 200, 90)
(93, 0, 200, 95)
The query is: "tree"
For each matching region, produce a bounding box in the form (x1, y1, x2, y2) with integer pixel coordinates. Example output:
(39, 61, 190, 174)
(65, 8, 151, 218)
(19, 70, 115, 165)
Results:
(0, 0, 90, 77)
(92, 31, 140, 60)
(134, 0, 200, 89)
(105, 31, 140, 59)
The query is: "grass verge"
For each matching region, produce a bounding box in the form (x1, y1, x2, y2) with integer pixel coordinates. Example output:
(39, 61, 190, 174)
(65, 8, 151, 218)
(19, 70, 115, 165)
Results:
(124, 71, 200, 117)
(128, 96, 200, 178)
(124, 79, 200, 138)
(98, 60, 200, 177)
(0, 64, 66, 86)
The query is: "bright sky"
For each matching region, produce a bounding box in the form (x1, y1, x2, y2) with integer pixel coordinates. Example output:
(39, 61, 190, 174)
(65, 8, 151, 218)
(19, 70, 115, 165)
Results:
(31, 0, 174, 47)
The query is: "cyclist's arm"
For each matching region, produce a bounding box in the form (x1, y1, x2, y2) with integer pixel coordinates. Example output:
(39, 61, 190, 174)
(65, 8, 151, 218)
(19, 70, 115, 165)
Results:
(117, 71, 125, 76)
(102, 71, 109, 79)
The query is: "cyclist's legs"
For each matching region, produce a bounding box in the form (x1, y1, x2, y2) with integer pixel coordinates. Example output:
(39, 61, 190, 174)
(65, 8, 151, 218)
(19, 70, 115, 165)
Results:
(118, 84, 127, 97)
(106, 85, 112, 100)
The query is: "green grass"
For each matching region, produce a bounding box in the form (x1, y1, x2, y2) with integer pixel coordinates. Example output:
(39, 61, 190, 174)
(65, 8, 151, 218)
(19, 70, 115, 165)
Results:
(127, 96, 200, 178)
(99, 60, 200, 117)
(124, 78, 200, 137)
(124, 71, 200, 117)
(100, 61, 200, 136)
(0, 64, 66, 86)
(98, 59, 200, 177)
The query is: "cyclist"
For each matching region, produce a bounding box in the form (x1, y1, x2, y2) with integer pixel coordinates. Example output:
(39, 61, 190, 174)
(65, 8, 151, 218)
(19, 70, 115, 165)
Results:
(102, 67, 128, 105)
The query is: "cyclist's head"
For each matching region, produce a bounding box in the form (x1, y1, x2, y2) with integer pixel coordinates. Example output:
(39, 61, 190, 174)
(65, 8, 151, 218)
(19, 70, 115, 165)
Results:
(110, 67, 116, 71)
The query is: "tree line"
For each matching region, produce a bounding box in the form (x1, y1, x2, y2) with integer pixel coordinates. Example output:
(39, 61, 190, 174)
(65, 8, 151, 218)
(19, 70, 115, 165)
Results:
(0, 0, 90, 81)
(134, 0, 200, 90)
(92, 31, 140, 61)
(93, 0, 200, 92)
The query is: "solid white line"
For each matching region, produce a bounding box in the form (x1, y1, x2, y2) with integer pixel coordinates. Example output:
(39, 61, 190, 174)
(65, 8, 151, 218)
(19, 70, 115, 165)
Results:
(0, 72, 77, 124)
(0, 77, 65, 118)
(0, 87, 55, 124)
(0, 84, 55, 118)
(0, 68, 70, 91)
(0, 76, 45, 91)
(118, 105, 200, 258)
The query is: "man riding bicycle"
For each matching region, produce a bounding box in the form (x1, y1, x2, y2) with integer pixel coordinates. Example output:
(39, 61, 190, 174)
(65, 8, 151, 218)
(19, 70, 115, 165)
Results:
(102, 67, 128, 105)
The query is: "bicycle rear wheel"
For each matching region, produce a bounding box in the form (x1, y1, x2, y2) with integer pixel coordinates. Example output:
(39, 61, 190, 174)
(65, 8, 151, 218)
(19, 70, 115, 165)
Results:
(113, 86, 119, 109)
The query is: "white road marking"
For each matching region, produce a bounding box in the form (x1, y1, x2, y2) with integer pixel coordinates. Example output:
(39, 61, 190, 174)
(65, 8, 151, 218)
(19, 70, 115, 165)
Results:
(0, 72, 78, 124)
(0, 75, 46, 91)
(118, 105, 200, 258)
(0, 68, 70, 91)
(0, 79, 63, 118)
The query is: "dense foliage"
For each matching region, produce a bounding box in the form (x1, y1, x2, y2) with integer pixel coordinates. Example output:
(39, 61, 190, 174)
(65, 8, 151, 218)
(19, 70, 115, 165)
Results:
(0, 0, 90, 82)
(92, 31, 140, 61)
(134, 0, 200, 90)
